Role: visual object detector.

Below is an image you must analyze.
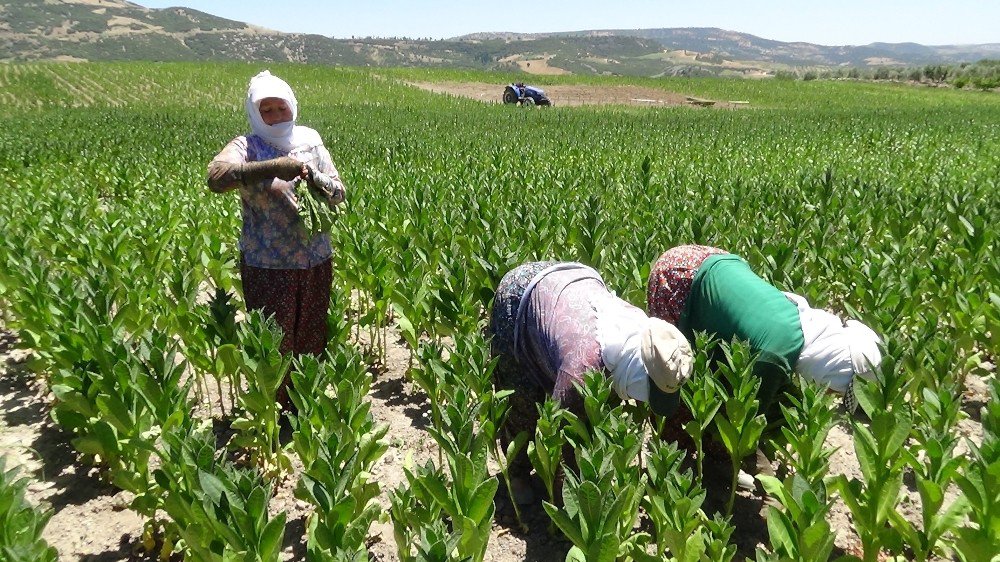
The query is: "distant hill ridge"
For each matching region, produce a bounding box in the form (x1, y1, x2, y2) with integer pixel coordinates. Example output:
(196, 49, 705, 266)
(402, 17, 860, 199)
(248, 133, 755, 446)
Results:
(2, 0, 998, 76)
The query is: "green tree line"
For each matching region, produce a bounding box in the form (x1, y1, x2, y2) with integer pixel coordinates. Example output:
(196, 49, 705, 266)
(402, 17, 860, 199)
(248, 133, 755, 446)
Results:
(791, 59, 1000, 90)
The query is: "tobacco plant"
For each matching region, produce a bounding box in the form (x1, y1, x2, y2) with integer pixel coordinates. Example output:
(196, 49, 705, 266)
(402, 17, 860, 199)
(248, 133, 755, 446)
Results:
(543, 371, 648, 562)
(388, 464, 446, 562)
(639, 439, 737, 562)
(44, 326, 193, 546)
(711, 339, 768, 515)
(680, 332, 723, 480)
(754, 473, 837, 562)
(392, 332, 503, 559)
(411, 520, 469, 562)
(297, 446, 384, 560)
(289, 352, 388, 559)
(755, 377, 837, 562)
(0, 457, 59, 562)
(832, 371, 912, 562)
(642, 439, 692, 558)
(326, 281, 353, 352)
(482, 388, 528, 532)
(771, 376, 836, 484)
(890, 381, 969, 561)
(443, 333, 524, 529)
(154, 421, 286, 562)
(171, 281, 241, 416)
(289, 351, 385, 469)
(528, 398, 568, 512)
(114, 333, 194, 544)
(952, 376, 1000, 562)
(413, 330, 527, 533)
(409, 340, 451, 455)
(543, 445, 647, 562)
(421, 386, 499, 562)
(230, 310, 293, 477)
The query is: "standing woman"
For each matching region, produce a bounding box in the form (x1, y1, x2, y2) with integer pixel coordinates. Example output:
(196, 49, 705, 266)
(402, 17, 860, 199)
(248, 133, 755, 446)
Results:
(206, 70, 346, 406)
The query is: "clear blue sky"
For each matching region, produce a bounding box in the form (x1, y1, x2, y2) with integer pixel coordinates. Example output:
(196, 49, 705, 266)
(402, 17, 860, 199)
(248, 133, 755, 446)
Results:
(134, 1, 998, 46)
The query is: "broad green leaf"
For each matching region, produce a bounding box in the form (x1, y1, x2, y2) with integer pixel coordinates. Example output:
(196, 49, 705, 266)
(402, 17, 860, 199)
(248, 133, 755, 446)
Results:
(260, 512, 286, 562)
(543, 502, 586, 548)
(198, 470, 227, 505)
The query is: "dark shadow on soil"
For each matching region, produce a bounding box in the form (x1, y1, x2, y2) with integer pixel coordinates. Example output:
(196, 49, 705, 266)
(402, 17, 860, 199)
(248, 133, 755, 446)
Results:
(370, 373, 431, 431)
(902, 465, 922, 494)
(0, 360, 47, 427)
(0, 330, 117, 508)
(492, 477, 572, 561)
(695, 447, 850, 560)
(211, 416, 237, 449)
(81, 533, 165, 562)
(1, 366, 104, 509)
(700, 466, 768, 558)
(34, 422, 117, 507)
(27, 419, 76, 479)
(0, 329, 17, 353)
(961, 395, 985, 423)
(282, 515, 308, 560)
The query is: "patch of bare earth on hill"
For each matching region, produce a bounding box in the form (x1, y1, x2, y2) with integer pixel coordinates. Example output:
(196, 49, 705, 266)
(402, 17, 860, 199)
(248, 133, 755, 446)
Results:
(0, 311, 988, 560)
(407, 81, 746, 108)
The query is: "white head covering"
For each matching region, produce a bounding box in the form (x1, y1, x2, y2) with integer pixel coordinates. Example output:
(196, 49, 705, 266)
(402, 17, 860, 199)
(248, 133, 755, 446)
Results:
(596, 298, 692, 402)
(845, 319, 882, 379)
(244, 70, 322, 153)
(786, 292, 882, 394)
(594, 296, 651, 401)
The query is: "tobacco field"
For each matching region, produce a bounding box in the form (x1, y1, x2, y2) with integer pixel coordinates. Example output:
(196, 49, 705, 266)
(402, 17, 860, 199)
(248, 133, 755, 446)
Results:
(0, 61, 998, 562)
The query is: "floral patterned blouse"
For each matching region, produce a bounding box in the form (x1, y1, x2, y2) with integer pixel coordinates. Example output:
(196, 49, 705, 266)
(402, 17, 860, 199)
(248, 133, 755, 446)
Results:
(210, 134, 337, 269)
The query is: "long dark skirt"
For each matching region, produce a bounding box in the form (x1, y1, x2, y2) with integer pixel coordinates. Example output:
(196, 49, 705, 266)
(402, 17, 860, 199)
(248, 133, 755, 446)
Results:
(241, 258, 332, 406)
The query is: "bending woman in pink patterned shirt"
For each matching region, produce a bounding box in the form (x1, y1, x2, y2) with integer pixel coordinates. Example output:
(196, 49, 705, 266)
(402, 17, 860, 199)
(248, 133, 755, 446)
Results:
(489, 261, 695, 503)
(206, 70, 346, 409)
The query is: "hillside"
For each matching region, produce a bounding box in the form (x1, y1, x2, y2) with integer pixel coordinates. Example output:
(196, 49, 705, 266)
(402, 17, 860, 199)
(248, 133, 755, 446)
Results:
(573, 28, 1000, 67)
(2, 0, 999, 77)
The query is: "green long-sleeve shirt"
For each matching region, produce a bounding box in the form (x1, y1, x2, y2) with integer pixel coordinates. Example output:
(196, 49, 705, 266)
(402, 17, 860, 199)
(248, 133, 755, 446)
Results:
(681, 254, 805, 407)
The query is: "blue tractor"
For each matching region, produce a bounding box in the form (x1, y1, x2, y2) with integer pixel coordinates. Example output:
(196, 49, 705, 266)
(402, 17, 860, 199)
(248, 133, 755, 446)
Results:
(503, 82, 552, 106)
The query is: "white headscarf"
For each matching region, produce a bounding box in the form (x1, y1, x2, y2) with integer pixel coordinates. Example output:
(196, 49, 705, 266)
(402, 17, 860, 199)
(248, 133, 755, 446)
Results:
(845, 319, 883, 379)
(593, 296, 658, 402)
(786, 292, 882, 393)
(244, 70, 322, 153)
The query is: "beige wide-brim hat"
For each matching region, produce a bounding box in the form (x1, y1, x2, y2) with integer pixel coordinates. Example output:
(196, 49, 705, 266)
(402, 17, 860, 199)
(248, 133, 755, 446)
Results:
(640, 318, 694, 395)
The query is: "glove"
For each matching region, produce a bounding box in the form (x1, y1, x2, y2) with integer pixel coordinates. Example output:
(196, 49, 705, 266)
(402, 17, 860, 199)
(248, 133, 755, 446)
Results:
(306, 165, 346, 205)
(239, 156, 306, 184)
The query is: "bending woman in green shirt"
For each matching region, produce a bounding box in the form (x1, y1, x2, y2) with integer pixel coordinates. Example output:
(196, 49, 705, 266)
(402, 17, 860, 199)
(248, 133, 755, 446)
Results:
(647, 244, 883, 417)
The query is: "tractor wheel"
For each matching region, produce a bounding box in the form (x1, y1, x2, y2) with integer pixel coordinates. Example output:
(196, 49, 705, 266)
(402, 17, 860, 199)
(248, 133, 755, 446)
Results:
(502, 86, 518, 104)
(521, 97, 536, 107)
(537, 98, 552, 107)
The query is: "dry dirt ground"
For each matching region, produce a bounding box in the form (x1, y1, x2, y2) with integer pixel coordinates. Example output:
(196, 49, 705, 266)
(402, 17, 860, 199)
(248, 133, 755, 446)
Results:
(406, 81, 748, 109)
(0, 316, 988, 561)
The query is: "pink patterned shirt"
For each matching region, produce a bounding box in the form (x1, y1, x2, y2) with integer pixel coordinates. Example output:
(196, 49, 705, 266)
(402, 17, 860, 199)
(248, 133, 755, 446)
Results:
(521, 269, 606, 404)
